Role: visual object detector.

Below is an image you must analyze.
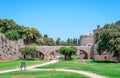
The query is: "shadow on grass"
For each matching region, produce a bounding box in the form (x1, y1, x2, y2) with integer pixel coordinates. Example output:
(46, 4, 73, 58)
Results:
(91, 60, 117, 63)
(21, 58, 37, 61)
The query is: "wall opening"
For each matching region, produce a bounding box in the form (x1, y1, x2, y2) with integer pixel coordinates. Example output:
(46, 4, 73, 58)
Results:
(79, 50, 88, 59)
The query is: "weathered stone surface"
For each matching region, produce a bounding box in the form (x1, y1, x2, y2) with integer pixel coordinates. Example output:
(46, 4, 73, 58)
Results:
(80, 33, 93, 46)
(0, 33, 24, 60)
(36, 46, 92, 60)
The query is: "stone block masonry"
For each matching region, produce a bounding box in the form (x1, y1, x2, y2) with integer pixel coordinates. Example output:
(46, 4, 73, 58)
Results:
(0, 33, 24, 60)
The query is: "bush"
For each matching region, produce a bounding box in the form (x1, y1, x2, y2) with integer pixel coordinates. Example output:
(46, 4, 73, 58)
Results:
(5, 30, 20, 40)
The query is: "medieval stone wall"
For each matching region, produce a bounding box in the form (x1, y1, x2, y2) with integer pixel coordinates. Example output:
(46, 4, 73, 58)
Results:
(0, 33, 24, 60)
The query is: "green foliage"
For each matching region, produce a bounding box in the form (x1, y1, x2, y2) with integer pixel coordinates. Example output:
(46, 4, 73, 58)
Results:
(36, 38, 44, 45)
(0, 19, 16, 33)
(58, 46, 77, 60)
(56, 38, 61, 46)
(5, 30, 20, 40)
(29, 43, 38, 46)
(60, 41, 68, 46)
(0, 19, 44, 45)
(19, 46, 37, 60)
(95, 23, 120, 62)
(43, 35, 55, 46)
(22, 27, 42, 44)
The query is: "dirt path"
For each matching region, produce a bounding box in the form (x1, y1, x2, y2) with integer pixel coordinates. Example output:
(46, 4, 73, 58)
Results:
(0, 60, 106, 78)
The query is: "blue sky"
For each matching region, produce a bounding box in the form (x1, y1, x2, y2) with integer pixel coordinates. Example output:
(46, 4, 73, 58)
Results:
(0, 0, 120, 40)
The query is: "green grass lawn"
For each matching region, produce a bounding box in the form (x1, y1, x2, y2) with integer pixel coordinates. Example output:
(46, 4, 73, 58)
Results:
(0, 71, 89, 78)
(38, 60, 120, 78)
(0, 59, 46, 71)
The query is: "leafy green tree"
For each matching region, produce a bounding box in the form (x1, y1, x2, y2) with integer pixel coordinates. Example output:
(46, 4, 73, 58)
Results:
(60, 41, 68, 46)
(43, 34, 55, 46)
(22, 27, 42, 45)
(36, 38, 45, 46)
(56, 37, 61, 46)
(19, 46, 37, 60)
(58, 46, 77, 60)
(95, 23, 120, 62)
(47, 38, 55, 46)
(43, 34, 48, 38)
(73, 38, 78, 46)
(5, 30, 20, 40)
(78, 39, 80, 46)
(0, 19, 16, 33)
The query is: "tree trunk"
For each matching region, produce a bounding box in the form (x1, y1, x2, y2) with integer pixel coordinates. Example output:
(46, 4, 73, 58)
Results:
(116, 51, 120, 62)
(69, 55, 72, 60)
(117, 51, 120, 62)
(23, 54, 26, 59)
(64, 55, 71, 60)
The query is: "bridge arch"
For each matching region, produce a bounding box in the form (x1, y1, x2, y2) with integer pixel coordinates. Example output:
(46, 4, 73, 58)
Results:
(35, 46, 92, 60)
(36, 51, 44, 59)
(78, 50, 89, 59)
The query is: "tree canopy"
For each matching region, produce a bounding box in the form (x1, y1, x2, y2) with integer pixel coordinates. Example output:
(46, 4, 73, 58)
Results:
(58, 46, 77, 60)
(0, 19, 55, 46)
(19, 46, 37, 60)
(95, 23, 120, 62)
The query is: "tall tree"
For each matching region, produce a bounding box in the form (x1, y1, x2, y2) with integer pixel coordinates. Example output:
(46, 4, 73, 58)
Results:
(56, 38, 61, 46)
(78, 39, 80, 46)
(22, 27, 42, 45)
(60, 41, 68, 46)
(95, 23, 120, 62)
(36, 38, 44, 46)
(0, 19, 16, 33)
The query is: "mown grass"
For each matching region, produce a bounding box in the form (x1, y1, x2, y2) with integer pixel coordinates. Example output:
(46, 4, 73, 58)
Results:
(0, 71, 89, 78)
(0, 59, 46, 70)
(38, 60, 120, 78)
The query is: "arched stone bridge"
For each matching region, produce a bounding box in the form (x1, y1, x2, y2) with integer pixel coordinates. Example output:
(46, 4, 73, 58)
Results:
(35, 46, 92, 60)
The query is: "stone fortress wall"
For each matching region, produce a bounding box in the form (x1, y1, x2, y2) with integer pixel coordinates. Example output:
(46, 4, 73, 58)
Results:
(0, 33, 24, 60)
(0, 26, 115, 61)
